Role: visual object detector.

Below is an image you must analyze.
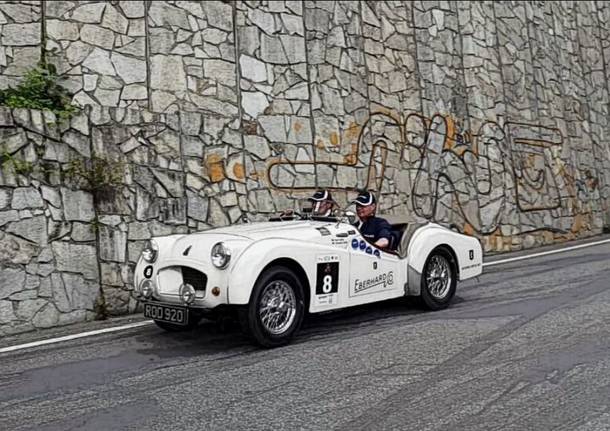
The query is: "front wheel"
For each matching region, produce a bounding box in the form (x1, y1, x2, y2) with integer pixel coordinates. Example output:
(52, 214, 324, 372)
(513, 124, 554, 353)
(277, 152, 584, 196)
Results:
(420, 248, 457, 311)
(239, 266, 305, 348)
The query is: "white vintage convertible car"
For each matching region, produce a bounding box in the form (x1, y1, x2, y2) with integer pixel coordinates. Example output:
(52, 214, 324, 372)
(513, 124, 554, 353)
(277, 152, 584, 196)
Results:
(134, 211, 483, 347)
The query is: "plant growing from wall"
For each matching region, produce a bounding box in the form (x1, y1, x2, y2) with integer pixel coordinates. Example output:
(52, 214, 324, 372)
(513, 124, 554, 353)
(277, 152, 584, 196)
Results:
(0, 148, 34, 177)
(65, 156, 125, 193)
(0, 62, 77, 120)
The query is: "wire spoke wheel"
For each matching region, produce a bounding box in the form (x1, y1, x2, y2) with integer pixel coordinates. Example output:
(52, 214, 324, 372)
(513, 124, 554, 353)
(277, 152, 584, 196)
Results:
(239, 266, 305, 347)
(258, 280, 297, 335)
(425, 255, 452, 300)
(420, 248, 457, 311)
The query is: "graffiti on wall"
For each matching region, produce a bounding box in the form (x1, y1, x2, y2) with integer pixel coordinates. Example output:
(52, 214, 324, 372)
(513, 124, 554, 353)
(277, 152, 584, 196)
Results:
(265, 109, 598, 236)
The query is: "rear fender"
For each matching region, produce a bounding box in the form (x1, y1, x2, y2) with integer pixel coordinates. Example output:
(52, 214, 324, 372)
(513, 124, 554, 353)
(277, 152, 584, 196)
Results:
(405, 225, 482, 295)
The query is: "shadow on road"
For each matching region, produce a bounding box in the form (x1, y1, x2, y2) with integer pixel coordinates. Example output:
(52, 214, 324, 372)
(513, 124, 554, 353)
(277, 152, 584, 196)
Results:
(135, 295, 466, 357)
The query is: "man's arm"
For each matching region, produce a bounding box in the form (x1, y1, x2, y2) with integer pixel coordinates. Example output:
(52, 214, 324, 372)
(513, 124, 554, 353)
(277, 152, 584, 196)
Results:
(374, 218, 393, 249)
(374, 237, 389, 248)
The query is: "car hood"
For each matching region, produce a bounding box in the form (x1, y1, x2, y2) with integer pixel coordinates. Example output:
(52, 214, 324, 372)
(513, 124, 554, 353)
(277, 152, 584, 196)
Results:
(186, 220, 338, 242)
(157, 220, 345, 264)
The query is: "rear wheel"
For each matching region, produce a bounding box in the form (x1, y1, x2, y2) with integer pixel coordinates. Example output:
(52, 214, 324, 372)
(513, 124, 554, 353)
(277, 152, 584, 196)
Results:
(420, 248, 457, 310)
(239, 266, 304, 348)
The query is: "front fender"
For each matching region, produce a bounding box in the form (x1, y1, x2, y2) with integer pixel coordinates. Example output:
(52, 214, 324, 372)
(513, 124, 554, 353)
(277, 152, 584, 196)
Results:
(227, 238, 324, 305)
(133, 234, 185, 290)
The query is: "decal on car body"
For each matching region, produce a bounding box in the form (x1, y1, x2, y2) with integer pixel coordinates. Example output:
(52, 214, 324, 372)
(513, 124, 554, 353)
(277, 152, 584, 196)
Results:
(353, 271, 394, 294)
(316, 227, 331, 236)
(144, 265, 153, 278)
(331, 238, 348, 247)
(315, 254, 339, 306)
(350, 237, 382, 257)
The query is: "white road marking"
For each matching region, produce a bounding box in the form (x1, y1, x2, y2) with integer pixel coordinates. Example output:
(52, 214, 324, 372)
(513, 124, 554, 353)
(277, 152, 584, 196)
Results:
(2, 237, 609, 354)
(0, 320, 154, 354)
(483, 238, 610, 267)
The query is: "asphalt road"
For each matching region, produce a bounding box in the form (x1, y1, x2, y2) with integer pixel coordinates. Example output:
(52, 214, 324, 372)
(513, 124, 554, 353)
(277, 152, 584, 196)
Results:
(1, 240, 610, 431)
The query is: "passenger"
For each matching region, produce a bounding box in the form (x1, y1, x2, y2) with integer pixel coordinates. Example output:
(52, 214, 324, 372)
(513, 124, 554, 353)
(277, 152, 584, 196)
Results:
(308, 189, 336, 217)
(278, 189, 336, 219)
(352, 190, 396, 250)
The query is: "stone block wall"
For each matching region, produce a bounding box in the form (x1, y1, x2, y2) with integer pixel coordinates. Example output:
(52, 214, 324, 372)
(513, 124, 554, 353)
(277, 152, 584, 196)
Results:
(0, 1, 42, 89)
(0, 107, 101, 334)
(1, 1, 610, 334)
(45, 1, 148, 109)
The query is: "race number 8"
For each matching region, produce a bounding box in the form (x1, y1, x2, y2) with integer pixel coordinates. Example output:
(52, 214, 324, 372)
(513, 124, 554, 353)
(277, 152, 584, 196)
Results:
(316, 261, 339, 295)
(322, 275, 333, 293)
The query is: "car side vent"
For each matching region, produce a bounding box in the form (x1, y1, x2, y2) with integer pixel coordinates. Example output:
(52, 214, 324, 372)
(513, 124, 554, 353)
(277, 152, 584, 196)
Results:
(181, 267, 207, 291)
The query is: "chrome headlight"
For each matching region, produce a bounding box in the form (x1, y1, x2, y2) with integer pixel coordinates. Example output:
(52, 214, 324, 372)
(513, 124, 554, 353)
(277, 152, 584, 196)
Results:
(140, 279, 154, 299)
(142, 240, 158, 263)
(211, 242, 231, 269)
(179, 283, 196, 304)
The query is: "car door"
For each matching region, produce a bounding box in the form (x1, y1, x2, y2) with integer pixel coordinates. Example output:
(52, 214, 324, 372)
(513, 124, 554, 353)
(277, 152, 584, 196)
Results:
(346, 234, 403, 307)
(307, 223, 353, 313)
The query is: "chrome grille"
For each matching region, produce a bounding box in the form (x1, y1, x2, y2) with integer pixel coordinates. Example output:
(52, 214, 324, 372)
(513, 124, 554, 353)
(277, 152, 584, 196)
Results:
(181, 266, 207, 292)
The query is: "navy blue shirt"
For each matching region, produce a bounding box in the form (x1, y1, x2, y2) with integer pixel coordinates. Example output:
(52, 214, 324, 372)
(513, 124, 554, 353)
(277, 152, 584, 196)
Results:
(356, 216, 395, 247)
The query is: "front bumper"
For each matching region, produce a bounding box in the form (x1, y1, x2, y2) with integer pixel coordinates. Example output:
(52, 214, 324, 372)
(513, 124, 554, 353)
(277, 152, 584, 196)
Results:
(134, 258, 229, 309)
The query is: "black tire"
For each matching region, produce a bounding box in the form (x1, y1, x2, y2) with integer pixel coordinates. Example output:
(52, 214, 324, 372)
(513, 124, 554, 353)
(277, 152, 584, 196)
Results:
(154, 316, 200, 332)
(420, 247, 457, 311)
(238, 266, 305, 348)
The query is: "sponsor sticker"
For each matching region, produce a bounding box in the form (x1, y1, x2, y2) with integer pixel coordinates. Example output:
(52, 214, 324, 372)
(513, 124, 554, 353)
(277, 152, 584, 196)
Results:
(351, 238, 359, 249)
(316, 227, 331, 236)
(353, 271, 394, 295)
(317, 254, 339, 263)
(331, 238, 348, 247)
(315, 293, 338, 306)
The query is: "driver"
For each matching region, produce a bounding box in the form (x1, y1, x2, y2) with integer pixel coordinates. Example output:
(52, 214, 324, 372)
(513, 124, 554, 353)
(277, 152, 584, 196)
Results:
(278, 189, 336, 218)
(308, 189, 335, 217)
(352, 190, 395, 250)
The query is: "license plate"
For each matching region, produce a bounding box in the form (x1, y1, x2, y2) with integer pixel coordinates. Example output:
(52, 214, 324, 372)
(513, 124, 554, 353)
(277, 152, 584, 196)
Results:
(144, 303, 188, 325)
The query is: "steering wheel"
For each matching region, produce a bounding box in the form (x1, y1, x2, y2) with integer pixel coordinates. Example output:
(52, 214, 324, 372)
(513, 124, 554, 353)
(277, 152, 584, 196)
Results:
(278, 210, 303, 220)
